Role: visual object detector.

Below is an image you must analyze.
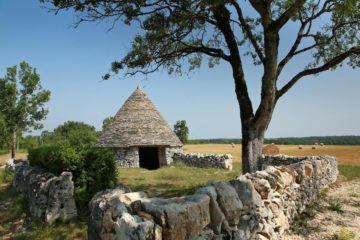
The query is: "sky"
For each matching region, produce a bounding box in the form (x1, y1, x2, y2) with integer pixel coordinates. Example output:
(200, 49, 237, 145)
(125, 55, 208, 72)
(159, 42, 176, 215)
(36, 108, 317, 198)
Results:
(0, 0, 359, 139)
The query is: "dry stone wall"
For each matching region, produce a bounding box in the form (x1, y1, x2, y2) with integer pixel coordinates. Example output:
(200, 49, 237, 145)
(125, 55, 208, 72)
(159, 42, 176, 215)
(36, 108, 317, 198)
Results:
(11, 161, 77, 223)
(113, 147, 140, 167)
(174, 152, 233, 170)
(88, 155, 338, 240)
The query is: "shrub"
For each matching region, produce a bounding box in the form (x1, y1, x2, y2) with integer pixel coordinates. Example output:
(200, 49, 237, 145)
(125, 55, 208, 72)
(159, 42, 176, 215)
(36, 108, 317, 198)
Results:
(333, 228, 356, 240)
(28, 146, 117, 212)
(328, 198, 343, 212)
(0, 168, 13, 184)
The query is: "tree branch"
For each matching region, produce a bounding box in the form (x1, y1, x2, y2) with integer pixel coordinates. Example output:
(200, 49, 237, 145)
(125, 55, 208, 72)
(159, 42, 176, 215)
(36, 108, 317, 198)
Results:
(231, 1, 265, 64)
(277, 0, 335, 77)
(272, 0, 306, 31)
(277, 46, 360, 99)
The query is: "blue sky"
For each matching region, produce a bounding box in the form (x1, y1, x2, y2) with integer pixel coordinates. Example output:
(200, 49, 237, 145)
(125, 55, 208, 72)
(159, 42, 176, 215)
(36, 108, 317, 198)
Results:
(0, 0, 359, 139)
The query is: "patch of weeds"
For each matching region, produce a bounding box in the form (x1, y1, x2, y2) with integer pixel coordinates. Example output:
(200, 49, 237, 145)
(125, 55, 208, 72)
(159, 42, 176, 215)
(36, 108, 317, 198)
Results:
(0, 169, 13, 184)
(328, 198, 343, 212)
(332, 228, 356, 240)
(319, 188, 329, 200)
(351, 202, 360, 208)
(348, 192, 359, 198)
(290, 202, 320, 235)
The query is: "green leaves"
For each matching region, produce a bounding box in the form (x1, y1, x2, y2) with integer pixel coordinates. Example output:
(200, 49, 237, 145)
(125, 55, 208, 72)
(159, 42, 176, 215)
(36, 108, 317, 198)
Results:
(0, 61, 50, 152)
(0, 62, 50, 129)
(174, 120, 189, 144)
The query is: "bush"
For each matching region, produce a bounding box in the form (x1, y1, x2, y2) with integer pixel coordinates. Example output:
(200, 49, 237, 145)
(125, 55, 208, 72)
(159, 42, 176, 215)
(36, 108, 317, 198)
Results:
(28, 146, 117, 212)
(0, 168, 13, 184)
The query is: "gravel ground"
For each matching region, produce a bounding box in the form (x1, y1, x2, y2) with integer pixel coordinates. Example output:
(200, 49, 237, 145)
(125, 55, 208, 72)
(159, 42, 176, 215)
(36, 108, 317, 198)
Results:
(281, 178, 360, 240)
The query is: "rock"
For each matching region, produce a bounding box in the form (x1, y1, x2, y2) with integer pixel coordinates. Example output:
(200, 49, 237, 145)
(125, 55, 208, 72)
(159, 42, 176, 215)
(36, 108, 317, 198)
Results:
(12, 164, 77, 224)
(119, 191, 148, 206)
(230, 176, 262, 209)
(113, 212, 161, 240)
(88, 184, 131, 240)
(196, 186, 227, 234)
(142, 194, 211, 240)
(45, 172, 77, 224)
(212, 181, 244, 226)
(5, 159, 28, 172)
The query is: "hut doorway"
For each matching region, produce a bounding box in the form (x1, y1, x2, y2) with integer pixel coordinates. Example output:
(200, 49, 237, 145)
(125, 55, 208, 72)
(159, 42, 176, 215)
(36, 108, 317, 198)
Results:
(139, 147, 160, 170)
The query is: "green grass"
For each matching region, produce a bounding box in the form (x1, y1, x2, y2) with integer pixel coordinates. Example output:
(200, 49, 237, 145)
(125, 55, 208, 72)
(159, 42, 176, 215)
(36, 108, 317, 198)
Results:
(338, 165, 360, 181)
(118, 161, 242, 198)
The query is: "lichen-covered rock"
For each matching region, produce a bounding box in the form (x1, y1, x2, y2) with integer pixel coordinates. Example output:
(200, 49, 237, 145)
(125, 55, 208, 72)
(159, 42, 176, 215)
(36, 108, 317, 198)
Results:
(46, 172, 77, 223)
(142, 194, 211, 240)
(12, 164, 77, 223)
(88, 184, 132, 240)
(5, 159, 28, 172)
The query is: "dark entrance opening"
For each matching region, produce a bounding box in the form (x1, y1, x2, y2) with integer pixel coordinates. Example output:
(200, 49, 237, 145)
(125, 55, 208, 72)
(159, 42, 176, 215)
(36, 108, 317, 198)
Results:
(139, 147, 159, 170)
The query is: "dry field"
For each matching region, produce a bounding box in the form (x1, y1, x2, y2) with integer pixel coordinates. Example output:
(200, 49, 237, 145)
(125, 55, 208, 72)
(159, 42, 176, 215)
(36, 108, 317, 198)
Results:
(184, 144, 360, 166)
(0, 152, 27, 166)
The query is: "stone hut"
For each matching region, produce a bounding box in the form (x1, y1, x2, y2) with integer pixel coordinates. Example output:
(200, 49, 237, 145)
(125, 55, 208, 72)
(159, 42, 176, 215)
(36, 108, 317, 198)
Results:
(97, 86, 183, 169)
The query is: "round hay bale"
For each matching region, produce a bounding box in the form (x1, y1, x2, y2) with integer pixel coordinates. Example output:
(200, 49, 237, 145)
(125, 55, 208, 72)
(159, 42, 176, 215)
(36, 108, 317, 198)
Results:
(312, 146, 316, 150)
(320, 143, 324, 146)
(298, 145, 302, 150)
(262, 144, 280, 155)
(314, 142, 319, 145)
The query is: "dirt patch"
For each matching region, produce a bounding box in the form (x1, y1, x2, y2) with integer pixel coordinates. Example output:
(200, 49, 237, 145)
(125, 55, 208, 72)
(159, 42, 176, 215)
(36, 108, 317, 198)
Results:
(281, 179, 360, 240)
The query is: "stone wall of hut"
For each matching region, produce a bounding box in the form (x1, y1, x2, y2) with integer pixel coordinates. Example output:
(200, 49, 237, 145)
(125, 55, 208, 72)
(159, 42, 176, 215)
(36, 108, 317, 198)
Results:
(112, 146, 183, 167)
(113, 147, 140, 167)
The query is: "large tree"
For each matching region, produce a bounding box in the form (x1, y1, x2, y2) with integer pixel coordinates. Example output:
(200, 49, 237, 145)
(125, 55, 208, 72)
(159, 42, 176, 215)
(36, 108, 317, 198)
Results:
(0, 62, 50, 158)
(42, 0, 360, 173)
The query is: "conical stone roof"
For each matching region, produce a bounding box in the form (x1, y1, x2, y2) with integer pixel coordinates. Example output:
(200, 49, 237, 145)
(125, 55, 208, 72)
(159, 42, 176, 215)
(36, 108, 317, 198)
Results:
(97, 86, 183, 148)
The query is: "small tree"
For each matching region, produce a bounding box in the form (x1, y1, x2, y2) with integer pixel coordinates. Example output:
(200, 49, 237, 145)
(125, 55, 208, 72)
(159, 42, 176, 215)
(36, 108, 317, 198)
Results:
(0, 62, 50, 158)
(102, 116, 114, 130)
(174, 120, 189, 144)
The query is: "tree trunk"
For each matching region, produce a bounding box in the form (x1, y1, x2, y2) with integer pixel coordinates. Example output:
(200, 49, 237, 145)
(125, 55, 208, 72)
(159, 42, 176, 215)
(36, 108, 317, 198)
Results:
(11, 128, 16, 159)
(241, 124, 265, 174)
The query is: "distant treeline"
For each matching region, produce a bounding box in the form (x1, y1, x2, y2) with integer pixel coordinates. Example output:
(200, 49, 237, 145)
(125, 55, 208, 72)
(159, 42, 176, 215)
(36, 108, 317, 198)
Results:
(188, 136, 360, 145)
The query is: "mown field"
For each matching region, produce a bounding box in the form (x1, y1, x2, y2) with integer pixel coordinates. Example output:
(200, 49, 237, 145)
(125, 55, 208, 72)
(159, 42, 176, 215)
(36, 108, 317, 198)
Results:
(184, 144, 360, 166)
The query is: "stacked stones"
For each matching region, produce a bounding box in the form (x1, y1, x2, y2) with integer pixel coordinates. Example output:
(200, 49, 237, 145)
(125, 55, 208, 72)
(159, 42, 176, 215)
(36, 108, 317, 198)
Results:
(88, 155, 338, 240)
(10, 161, 77, 223)
(174, 153, 233, 170)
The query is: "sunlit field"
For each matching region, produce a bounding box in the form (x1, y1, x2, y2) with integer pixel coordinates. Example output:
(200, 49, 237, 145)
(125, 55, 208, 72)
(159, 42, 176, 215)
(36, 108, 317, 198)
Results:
(0, 152, 27, 166)
(184, 144, 360, 166)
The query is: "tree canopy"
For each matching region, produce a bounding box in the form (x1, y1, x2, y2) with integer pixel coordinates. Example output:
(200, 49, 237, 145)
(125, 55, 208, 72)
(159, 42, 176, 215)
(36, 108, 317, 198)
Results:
(174, 120, 189, 143)
(41, 0, 360, 173)
(102, 116, 114, 131)
(0, 62, 50, 158)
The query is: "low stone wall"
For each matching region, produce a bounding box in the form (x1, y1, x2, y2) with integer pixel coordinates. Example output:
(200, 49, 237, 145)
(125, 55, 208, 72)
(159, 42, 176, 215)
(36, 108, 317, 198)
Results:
(88, 155, 338, 240)
(174, 152, 233, 170)
(11, 161, 77, 223)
